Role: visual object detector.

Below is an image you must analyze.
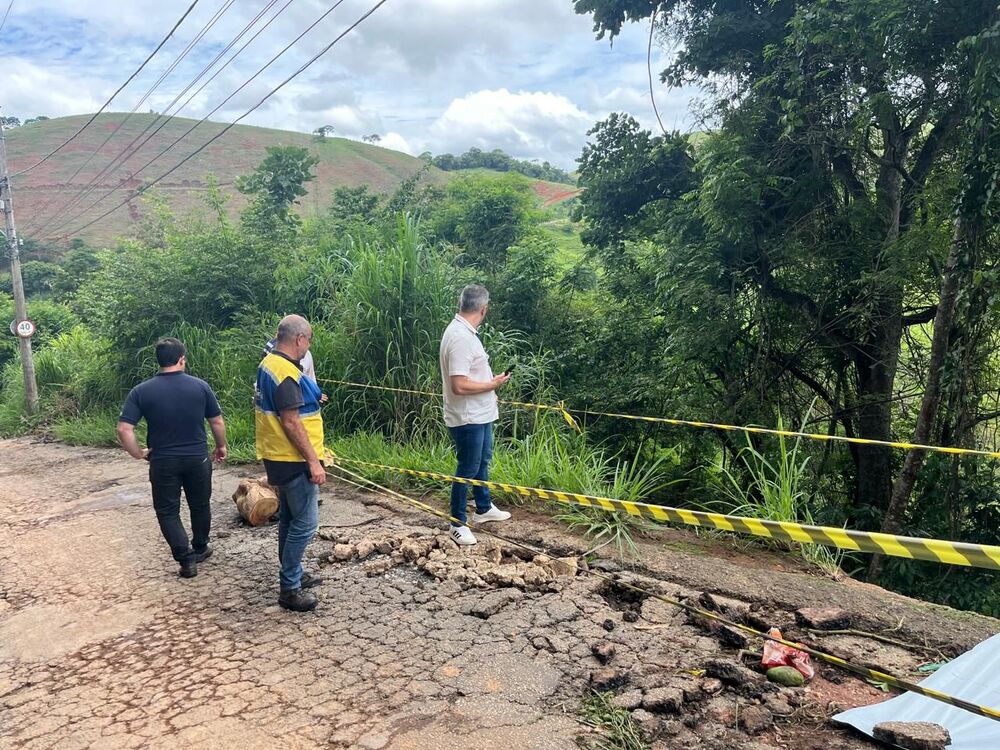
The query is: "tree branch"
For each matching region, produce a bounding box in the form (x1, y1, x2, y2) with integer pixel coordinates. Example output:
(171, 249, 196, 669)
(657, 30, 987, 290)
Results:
(764, 349, 836, 407)
(903, 107, 963, 205)
(902, 305, 938, 326)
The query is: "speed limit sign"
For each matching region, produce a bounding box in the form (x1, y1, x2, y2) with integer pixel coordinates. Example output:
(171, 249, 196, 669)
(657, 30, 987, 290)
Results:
(13, 319, 36, 338)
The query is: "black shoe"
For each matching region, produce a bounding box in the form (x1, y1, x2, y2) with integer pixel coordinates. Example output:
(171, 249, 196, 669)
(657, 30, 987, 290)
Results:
(279, 588, 318, 612)
(301, 571, 323, 589)
(194, 545, 213, 563)
(179, 560, 198, 578)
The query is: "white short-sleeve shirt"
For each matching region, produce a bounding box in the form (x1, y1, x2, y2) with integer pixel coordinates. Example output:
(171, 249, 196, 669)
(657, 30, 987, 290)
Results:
(439, 315, 498, 428)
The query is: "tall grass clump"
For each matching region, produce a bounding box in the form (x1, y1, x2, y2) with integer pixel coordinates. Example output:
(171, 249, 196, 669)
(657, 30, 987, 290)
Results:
(328, 214, 455, 437)
(329, 418, 681, 561)
(715, 413, 843, 572)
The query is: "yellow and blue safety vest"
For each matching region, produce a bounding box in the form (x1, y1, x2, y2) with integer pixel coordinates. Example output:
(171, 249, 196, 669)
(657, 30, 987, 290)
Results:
(255, 352, 324, 462)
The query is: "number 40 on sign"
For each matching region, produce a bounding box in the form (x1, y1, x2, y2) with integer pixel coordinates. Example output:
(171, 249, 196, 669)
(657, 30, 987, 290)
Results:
(9, 320, 36, 338)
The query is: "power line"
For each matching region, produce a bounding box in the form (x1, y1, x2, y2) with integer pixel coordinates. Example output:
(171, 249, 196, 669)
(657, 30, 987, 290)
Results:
(49, 0, 392, 241)
(10, 0, 200, 178)
(24, 0, 240, 234)
(31, 0, 289, 236)
(42, 0, 360, 239)
(0, 0, 14, 37)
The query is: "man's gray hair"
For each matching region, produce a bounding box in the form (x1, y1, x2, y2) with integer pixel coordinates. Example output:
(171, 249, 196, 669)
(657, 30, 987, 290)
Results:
(459, 284, 490, 313)
(276, 314, 311, 343)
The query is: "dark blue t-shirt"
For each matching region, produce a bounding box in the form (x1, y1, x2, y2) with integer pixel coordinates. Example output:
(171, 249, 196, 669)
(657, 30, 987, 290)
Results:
(119, 372, 222, 460)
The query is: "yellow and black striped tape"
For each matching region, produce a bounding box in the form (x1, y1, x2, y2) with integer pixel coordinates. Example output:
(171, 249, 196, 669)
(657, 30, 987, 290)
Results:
(608, 575, 1000, 722)
(326, 452, 1000, 570)
(320, 377, 581, 430)
(325, 459, 1000, 723)
(319, 377, 1000, 460)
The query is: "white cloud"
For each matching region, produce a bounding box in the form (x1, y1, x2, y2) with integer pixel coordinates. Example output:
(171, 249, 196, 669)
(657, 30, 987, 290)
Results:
(378, 132, 413, 155)
(1, 0, 697, 170)
(1, 58, 104, 120)
(423, 89, 594, 165)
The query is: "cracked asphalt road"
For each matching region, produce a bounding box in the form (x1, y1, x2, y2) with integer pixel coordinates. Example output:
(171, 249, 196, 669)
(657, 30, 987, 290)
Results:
(1, 438, 994, 749)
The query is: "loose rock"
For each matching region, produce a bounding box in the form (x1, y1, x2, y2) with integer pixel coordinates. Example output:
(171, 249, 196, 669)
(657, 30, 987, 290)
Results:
(333, 543, 354, 561)
(739, 705, 773, 735)
(872, 721, 951, 750)
(611, 689, 643, 710)
(699, 592, 752, 621)
(763, 693, 794, 717)
(704, 659, 765, 688)
(642, 686, 684, 714)
(464, 589, 523, 619)
(590, 668, 628, 691)
(701, 678, 724, 695)
(630, 708, 662, 741)
(795, 607, 852, 630)
(591, 642, 616, 664)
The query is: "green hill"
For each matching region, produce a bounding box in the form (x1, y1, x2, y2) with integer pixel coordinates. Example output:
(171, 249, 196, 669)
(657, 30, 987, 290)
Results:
(4, 113, 447, 248)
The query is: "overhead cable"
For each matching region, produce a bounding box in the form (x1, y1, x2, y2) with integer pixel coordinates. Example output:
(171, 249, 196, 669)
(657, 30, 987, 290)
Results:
(11, 0, 201, 178)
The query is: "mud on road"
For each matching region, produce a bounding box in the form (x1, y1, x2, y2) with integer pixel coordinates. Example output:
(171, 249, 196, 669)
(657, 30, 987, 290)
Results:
(1, 438, 996, 749)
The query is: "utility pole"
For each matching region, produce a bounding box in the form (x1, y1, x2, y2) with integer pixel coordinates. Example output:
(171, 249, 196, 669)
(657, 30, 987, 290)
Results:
(0, 120, 39, 415)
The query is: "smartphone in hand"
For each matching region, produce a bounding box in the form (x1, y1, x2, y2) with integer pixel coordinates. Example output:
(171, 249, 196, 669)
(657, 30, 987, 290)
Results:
(504, 363, 516, 376)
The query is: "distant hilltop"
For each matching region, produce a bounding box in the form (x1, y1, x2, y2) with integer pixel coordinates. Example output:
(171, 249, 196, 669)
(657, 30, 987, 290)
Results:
(5, 113, 574, 248)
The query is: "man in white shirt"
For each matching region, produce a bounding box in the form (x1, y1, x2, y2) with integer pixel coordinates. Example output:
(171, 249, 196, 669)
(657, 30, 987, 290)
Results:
(439, 284, 512, 545)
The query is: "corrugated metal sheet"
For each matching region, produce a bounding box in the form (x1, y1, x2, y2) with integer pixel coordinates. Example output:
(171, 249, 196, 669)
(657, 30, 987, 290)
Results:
(833, 632, 1000, 748)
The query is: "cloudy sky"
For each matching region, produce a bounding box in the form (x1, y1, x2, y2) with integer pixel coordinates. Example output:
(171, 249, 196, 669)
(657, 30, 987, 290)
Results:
(0, 0, 696, 169)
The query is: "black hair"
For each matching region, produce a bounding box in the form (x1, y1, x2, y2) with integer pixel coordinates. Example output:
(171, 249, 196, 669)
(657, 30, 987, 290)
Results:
(155, 337, 186, 367)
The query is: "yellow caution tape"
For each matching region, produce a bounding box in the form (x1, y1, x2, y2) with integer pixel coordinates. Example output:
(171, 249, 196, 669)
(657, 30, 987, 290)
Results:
(325, 459, 1000, 723)
(326, 451, 1000, 571)
(318, 377, 1000, 460)
(320, 377, 580, 431)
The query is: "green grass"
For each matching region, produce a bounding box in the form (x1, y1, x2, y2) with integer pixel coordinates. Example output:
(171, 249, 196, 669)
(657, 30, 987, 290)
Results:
(538, 219, 586, 269)
(51, 410, 121, 446)
(328, 426, 678, 560)
(714, 412, 844, 573)
(579, 692, 649, 750)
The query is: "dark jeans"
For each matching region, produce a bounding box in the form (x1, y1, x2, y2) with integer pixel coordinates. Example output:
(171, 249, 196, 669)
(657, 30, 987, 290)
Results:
(448, 422, 493, 526)
(149, 456, 212, 564)
(275, 472, 320, 592)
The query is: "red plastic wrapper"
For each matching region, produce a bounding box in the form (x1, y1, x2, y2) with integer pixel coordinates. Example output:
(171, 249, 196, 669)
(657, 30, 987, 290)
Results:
(761, 627, 815, 681)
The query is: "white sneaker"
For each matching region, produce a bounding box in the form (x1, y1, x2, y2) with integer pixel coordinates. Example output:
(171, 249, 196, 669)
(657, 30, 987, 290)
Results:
(450, 525, 478, 546)
(472, 505, 511, 523)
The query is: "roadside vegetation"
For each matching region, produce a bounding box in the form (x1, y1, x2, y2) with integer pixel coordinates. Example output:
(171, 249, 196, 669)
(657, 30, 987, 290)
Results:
(2, 0, 1000, 616)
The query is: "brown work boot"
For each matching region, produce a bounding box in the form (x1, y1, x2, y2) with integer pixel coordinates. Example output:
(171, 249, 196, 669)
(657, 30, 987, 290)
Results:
(300, 571, 323, 588)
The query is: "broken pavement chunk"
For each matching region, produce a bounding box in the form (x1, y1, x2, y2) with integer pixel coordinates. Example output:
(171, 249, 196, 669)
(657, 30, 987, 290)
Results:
(795, 607, 852, 630)
(872, 721, 951, 750)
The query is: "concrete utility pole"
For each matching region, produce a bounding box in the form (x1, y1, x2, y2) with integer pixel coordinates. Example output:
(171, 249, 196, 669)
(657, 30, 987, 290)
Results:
(0, 120, 39, 415)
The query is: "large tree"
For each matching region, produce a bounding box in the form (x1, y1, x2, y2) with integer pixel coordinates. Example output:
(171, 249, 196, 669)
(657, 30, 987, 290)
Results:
(573, 0, 998, 521)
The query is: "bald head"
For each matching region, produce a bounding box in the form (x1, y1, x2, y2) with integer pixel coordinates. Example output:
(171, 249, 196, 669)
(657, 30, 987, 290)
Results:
(276, 314, 311, 344)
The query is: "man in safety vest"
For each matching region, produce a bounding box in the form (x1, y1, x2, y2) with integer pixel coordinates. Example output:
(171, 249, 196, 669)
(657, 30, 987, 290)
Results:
(255, 314, 326, 612)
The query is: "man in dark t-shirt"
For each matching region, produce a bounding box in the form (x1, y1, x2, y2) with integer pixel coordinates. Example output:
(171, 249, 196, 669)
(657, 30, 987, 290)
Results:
(118, 337, 228, 578)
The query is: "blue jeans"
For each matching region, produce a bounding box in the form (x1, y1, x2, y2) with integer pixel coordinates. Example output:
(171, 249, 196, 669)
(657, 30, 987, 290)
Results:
(448, 422, 493, 526)
(275, 473, 319, 591)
